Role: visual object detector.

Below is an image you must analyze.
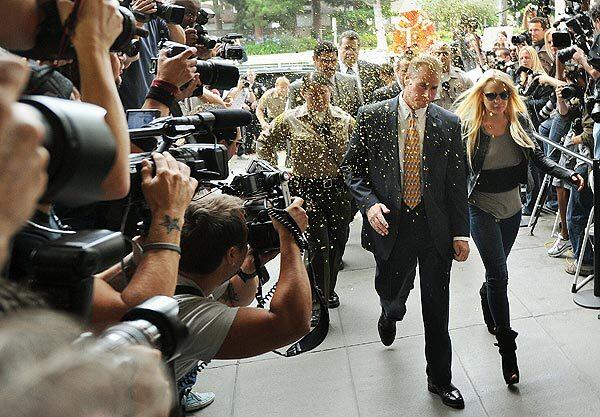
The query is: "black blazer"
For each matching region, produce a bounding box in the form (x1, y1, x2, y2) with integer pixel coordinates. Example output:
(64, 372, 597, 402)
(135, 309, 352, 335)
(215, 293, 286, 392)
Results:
(468, 114, 575, 197)
(342, 97, 469, 261)
(357, 60, 383, 103)
(371, 82, 402, 103)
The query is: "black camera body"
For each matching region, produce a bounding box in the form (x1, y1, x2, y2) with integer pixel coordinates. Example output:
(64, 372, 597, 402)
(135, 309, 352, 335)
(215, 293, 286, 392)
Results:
(30, 229, 127, 321)
(511, 31, 531, 46)
(561, 84, 585, 100)
(218, 34, 245, 61)
(127, 0, 185, 25)
(224, 160, 291, 253)
(155, 2, 186, 24)
(159, 40, 240, 90)
(128, 143, 229, 201)
(12, 3, 146, 60)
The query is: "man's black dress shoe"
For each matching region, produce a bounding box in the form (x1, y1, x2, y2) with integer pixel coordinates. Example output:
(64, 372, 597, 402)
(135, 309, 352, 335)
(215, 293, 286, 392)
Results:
(377, 309, 396, 346)
(427, 380, 465, 409)
(328, 291, 340, 308)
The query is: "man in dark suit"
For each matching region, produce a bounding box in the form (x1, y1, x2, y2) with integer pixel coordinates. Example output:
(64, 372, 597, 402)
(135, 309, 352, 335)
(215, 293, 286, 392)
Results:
(371, 56, 410, 103)
(342, 54, 470, 409)
(287, 41, 363, 117)
(337, 30, 383, 103)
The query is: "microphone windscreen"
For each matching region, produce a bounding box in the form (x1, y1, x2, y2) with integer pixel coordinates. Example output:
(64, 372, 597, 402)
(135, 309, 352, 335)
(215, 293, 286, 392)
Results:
(207, 109, 253, 129)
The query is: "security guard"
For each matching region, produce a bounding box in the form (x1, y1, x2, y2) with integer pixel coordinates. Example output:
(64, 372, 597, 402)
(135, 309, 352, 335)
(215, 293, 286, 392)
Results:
(258, 72, 354, 312)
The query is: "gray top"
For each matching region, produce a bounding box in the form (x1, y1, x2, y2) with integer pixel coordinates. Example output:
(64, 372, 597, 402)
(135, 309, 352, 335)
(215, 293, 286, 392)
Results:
(469, 131, 524, 219)
(173, 276, 238, 380)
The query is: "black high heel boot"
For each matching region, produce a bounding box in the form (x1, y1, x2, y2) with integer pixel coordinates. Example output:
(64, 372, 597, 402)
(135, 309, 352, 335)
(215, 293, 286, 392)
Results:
(495, 328, 520, 385)
(479, 283, 496, 335)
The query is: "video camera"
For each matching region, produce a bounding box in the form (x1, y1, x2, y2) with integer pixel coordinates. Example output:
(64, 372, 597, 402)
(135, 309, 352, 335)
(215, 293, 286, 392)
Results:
(116, 109, 252, 236)
(12, 1, 147, 60)
(81, 295, 188, 363)
(159, 40, 240, 90)
(192, 8, 245, 60)
(223, 160, 292, 253)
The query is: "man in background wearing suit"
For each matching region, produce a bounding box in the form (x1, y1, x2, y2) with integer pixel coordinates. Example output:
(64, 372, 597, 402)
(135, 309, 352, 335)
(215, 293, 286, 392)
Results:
(337, 30, 383, 103)
(287, 41, 363, 117)
(371, 55, 411, 103)
(342, 55, 470, 409)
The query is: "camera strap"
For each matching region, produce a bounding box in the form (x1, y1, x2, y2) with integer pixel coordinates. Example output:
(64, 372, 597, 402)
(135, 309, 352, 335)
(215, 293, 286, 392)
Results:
(271, 258, 329, 357)
(248, 208, 328, 357)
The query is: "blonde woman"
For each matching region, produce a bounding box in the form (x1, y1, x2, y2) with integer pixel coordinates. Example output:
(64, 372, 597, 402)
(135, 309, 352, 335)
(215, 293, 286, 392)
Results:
(455, 70, 584, 386)
(517, 46, 553, 130)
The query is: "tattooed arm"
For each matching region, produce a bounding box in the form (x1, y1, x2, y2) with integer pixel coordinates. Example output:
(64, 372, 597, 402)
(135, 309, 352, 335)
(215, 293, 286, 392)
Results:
(218, 276, 259, 307)
(91, 152, 198, 329)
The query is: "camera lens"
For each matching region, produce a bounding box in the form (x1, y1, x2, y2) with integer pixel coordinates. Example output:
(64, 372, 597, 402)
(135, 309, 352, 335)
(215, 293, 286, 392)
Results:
(198, 34, 217, 49)
(20, 96, 116, 206)
(196, 60, 239, 89)
(155, 3, 186, 25)
(561, 85, 577, 100)
(558, 46, 578, 64)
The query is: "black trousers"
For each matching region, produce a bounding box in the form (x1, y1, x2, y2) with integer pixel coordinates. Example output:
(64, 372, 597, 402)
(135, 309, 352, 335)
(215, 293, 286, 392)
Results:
(374, 204, 453, 385)
(291, 178, 351, 303)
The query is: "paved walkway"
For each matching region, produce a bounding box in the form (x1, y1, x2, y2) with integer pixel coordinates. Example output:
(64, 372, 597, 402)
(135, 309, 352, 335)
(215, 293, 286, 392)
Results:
(191, 156, 600, 417)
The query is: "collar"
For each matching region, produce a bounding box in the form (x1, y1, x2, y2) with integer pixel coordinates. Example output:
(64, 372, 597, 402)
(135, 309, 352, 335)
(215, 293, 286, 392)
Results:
(177, 274, 205, 297)
(293, 103, 346, 120)
(398, 93, 427, 120)
(339, 60, 359, 75)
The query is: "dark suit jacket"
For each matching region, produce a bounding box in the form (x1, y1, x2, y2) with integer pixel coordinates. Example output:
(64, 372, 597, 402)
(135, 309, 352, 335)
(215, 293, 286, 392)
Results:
(341, 97, 469, 261)
(371, 82, 402, 103)
(357, 60, 383, 103)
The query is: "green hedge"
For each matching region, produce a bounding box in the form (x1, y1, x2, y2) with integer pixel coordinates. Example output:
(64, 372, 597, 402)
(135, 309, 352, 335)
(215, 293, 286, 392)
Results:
(245, 31, 394, 56)
(245, 35, 318, 55)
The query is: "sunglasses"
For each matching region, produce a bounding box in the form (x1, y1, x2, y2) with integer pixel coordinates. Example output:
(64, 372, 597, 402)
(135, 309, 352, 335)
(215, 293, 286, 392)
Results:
(483, 91, 511, 101)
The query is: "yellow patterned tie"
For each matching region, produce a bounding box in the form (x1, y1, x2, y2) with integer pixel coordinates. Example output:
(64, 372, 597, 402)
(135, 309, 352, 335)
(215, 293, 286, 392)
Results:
(403, 113, 421, 209)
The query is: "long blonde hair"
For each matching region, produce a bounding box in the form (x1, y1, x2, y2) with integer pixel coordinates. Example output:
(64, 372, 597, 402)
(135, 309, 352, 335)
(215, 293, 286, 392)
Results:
(454, 69, 535, 165)
(518, 45, 547, 74)
(544, 28, 556, 61)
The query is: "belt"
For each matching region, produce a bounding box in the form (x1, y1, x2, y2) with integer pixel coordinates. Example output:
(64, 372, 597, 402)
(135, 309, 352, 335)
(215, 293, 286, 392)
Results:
(293, 176, 346, 190)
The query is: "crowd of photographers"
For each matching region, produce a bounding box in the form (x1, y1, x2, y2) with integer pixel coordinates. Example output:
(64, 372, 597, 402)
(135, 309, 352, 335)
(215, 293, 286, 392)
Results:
(0, 0, 311, 415)
(471, 1, 600, 275)
(2, 0, 600, 415)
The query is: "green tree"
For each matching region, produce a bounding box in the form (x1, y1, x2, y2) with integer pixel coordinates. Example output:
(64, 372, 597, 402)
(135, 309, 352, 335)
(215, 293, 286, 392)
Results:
(222, 0, 305, 40)
(422, 0, 498, 33)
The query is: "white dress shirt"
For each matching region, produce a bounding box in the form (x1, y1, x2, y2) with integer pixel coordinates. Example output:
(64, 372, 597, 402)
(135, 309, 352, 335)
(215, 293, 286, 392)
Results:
(339, 60, 362, 87)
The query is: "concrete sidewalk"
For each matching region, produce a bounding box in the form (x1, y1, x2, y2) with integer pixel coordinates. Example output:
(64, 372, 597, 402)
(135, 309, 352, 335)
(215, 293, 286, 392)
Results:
(190, 157, 600, 417)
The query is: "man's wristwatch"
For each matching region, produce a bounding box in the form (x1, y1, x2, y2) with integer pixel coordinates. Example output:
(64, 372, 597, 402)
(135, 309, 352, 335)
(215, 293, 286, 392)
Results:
(237, 269, 257, 283)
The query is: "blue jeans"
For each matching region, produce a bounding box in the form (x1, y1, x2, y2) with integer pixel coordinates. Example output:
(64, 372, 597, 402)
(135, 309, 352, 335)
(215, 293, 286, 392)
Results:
(542, 113, 574, 161)
(567, 168, 593, 265)
(469, 205, 521, 330)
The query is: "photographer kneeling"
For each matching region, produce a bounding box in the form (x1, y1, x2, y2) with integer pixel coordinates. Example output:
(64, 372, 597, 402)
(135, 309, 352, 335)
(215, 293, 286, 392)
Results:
(173, 194, 311, 379)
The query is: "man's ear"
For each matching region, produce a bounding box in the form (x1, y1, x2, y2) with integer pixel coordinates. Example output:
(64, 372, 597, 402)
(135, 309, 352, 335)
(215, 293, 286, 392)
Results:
(226, 246, 238, 266)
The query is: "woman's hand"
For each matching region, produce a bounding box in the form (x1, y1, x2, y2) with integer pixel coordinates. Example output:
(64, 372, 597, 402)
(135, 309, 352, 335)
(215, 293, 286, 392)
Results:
(572, 173, 585, 191)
